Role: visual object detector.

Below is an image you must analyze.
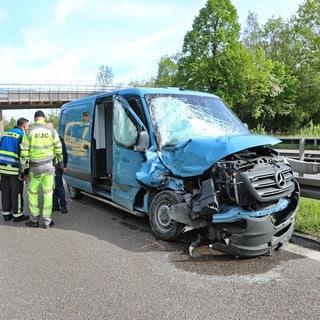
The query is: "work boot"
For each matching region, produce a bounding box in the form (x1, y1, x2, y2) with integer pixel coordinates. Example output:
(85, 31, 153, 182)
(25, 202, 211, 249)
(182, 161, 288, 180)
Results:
(3, 214, 13, 221)
(25, 220, 39, 228)
(44, 220, 54, 229)
(52, 205, 60, 211)
(61, 206, 68, 214)
(13, 215, 29, 222)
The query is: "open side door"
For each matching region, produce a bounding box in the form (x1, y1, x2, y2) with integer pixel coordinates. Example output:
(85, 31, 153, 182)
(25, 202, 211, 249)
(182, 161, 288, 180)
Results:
(111, 95, 149, 210)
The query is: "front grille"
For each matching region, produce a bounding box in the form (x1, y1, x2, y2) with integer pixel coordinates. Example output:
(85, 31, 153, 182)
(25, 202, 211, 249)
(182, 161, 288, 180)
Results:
(240, 162, 295, 202)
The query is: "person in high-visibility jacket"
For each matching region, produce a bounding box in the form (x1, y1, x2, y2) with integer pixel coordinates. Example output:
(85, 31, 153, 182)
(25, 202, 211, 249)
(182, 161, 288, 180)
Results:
(20, 110, 63, 229)
(0, 117, 30, 222)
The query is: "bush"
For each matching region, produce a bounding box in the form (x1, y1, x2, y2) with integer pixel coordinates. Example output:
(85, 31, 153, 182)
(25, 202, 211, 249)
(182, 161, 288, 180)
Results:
(295, 197, 320, 238)
(299, 121, 320, 137)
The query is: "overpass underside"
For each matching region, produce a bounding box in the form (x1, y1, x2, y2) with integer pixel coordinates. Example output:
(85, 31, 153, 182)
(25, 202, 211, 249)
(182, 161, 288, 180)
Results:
(0, 93, 87, 131)
(0, 83, 124, 131)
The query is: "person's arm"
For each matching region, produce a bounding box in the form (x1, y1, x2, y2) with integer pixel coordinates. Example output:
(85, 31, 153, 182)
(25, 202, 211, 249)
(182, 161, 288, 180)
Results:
(60, 136, 68, 167)
(19, 132, 30, 179)
(53, 130, 63, 165)
(60, 135, 68, 174)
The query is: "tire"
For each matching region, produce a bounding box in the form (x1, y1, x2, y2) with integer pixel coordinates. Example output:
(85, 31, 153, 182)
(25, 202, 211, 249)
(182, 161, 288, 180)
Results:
(149, 190, 184, 241)
(68, 185, 83, 199)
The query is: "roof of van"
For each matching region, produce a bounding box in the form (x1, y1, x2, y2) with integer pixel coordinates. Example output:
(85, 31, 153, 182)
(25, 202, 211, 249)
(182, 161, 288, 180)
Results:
(61, 87, 219, 107)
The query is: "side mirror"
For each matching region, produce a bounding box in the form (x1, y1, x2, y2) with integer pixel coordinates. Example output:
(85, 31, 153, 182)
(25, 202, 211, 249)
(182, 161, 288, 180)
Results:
(134, 131, 149, 152)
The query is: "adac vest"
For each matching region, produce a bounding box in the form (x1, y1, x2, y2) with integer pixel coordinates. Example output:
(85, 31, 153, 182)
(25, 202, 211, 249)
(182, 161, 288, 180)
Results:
(0, 127, 24, 175)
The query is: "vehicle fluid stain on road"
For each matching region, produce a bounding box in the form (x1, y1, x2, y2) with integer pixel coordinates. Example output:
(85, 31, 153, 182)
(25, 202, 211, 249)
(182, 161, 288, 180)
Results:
(114, 215, 306, 276)
(118, 220, 150, 234)
(168, 245, 303, 277)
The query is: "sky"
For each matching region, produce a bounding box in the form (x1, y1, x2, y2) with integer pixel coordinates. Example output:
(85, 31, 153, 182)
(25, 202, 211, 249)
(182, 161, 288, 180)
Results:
(0, 0, 304, 120)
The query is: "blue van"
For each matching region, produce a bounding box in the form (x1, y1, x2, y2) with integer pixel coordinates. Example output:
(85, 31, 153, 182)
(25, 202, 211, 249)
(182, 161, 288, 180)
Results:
(59, 87, 299, 257)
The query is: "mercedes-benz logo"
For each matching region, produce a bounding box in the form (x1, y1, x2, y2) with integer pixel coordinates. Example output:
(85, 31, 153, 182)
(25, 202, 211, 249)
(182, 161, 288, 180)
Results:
(275, 171, 286, 188)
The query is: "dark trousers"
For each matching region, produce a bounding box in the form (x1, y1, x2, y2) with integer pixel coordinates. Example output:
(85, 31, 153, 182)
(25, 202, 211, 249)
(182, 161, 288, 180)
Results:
(53, 167, 66, 208)
(1, 174, 24, 214)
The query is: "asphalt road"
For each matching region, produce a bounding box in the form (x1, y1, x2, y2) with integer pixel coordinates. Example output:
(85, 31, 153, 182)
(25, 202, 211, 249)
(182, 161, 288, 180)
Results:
(1, 190, 319, 320)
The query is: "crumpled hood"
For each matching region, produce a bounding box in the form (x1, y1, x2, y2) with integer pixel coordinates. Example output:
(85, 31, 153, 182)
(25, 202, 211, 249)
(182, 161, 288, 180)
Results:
(160, 134, 281, 176)
(136, 134, 281, 187)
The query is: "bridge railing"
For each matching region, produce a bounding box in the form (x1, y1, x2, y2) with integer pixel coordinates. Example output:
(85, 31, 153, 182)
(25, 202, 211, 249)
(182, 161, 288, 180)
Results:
(0, 83, 124, 104)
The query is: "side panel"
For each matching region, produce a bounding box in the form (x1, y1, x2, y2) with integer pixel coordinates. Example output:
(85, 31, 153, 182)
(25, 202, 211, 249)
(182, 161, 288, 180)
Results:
(60, 101, 94, 185)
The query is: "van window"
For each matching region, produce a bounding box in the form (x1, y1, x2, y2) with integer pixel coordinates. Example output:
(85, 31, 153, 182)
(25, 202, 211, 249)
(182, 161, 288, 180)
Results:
(113, 99, 138, 147)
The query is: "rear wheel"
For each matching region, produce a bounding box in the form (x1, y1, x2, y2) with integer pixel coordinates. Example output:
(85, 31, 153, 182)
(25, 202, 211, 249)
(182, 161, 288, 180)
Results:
(68, 185, 83, 199)
(149, 190, 184, 241)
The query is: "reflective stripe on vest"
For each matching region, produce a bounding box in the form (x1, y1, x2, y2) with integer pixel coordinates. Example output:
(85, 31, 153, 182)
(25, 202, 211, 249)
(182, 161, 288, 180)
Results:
(0, 154, 19, 165)
(0, 164, 19, 175)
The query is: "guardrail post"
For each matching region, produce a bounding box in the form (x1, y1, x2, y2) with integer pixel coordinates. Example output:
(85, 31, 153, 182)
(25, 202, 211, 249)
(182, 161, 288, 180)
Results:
(299, 138, 305, 177)
(0, 108, 3, 132)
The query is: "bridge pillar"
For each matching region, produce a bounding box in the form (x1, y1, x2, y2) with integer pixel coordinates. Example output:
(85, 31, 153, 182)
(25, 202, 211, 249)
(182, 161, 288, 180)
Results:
(0, 109, 3, 132)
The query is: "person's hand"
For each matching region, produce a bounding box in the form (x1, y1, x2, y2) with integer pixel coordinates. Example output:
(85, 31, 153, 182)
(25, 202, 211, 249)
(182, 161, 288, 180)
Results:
(18, 173, 28, 181)
(57, 162, 64, 174)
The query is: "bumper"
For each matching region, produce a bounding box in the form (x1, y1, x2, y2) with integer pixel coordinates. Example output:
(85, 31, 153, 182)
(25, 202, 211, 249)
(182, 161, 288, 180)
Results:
(210, 211, 296, 257)
(210, 181, 300, 257)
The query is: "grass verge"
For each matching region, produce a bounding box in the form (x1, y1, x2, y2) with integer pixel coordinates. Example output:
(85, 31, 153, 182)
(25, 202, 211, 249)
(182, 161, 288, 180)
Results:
(295, 197, 320, 238)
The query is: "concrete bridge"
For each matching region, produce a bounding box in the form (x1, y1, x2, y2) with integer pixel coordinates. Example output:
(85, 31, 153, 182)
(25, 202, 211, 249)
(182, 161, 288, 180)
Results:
(0, 83, 122, 130)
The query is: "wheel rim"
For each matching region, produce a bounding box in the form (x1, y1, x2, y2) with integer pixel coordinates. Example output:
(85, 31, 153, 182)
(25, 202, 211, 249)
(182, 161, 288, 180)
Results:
(155, 200, 175, 231)
(69, 186, 77, 197)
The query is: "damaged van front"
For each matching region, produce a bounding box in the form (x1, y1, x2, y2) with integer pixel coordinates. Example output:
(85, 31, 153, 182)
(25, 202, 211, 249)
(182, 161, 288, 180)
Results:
(137, 91, 299, 257)
(61, 88, 299, 258)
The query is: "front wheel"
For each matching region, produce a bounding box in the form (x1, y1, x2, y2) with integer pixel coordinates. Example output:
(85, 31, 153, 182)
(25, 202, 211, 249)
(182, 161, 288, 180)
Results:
(68, 185, 83, 199)
(149, 190, 184, 241)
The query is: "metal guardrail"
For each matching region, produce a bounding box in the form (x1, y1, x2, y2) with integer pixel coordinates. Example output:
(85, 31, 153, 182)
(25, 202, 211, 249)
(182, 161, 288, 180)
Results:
(285, 158, 320, 200)
(278, 137, 320, 161)
(295, 176, 320, 200)
(276, 137, 320, 200)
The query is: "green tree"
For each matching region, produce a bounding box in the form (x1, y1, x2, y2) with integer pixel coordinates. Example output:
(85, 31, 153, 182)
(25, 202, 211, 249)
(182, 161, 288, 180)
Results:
(242, 13, 300, 132)
(293, 0, 320, 68)
(176, 0, 241, 98)
(46, 113, 59, 129)
(152, 0, 319, 133)
(242, 11, 262, 51)
(235, 48, 276, 130)
(172, 0, 276, 132)
(4, 117, 17, 130)
(155, 54, 180, 87)
(292, 0, 320, 127)
(257, 0, 320, 131)
(260, 17, 296, 67)
(261, 61, 299, 133)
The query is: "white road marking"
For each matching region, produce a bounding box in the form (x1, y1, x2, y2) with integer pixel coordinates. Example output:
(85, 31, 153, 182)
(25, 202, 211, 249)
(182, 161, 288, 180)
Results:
(284, 242, 320, 262)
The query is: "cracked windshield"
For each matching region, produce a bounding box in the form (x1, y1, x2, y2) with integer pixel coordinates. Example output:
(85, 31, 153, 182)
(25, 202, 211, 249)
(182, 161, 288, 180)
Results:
(147, 94, 249, 148)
